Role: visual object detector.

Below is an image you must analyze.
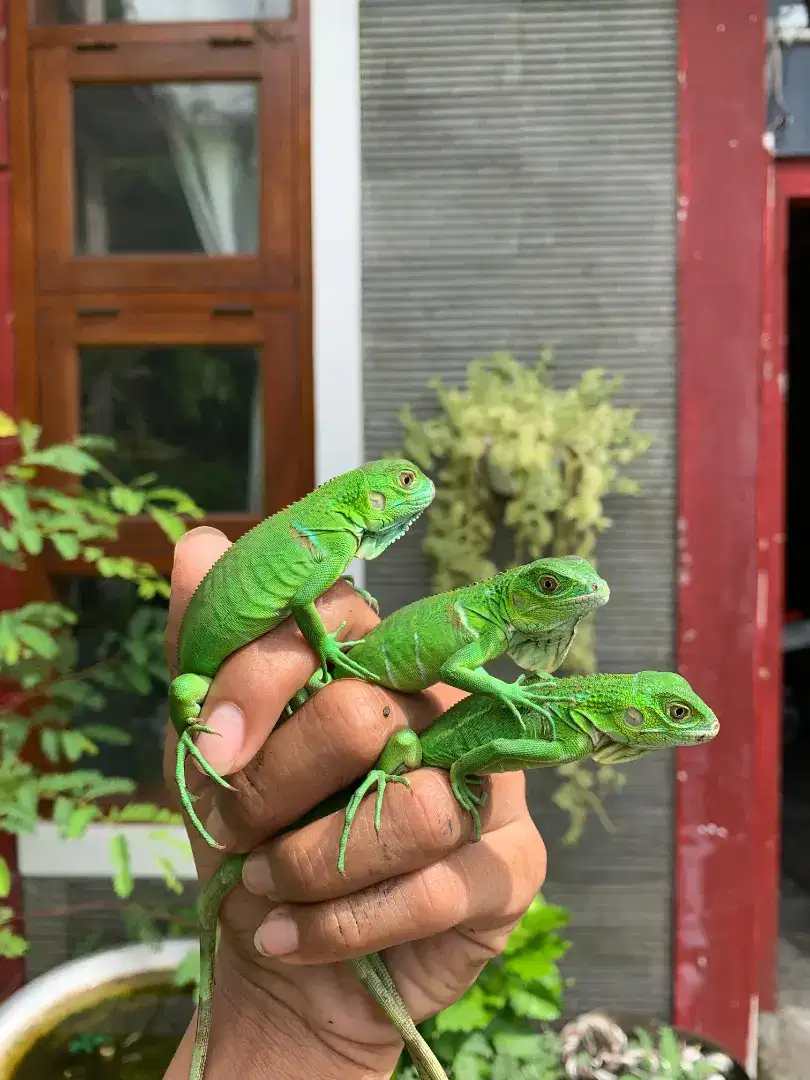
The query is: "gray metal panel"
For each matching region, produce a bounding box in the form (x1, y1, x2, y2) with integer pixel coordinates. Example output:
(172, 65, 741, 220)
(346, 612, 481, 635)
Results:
(360, 0, 677, 1017)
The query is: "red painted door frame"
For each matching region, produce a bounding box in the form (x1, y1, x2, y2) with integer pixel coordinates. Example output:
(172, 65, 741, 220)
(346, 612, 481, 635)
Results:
(750, 156, 810, 1018)
(673, 0, 770, 1069)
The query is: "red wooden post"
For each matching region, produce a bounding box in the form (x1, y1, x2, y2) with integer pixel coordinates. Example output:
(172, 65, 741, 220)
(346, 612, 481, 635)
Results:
(0, 0, 26, 1002)
(674, 0, 768, 1067)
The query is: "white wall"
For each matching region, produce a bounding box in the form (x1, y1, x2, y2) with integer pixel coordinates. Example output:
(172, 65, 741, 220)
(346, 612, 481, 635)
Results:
(19, 0, 364, 880)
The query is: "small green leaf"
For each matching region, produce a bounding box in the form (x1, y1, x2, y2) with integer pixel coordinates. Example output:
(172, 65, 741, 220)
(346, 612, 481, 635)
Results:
(79, 724, 130, 747)
(50, 533, 81, 560)
(109, 834, 133, 898)
(0, 486, 29, 520)
(507, 987, 561, 1021)
(174, 947, 200, 986)
(110, 487, 146, 516)
(434, 985, 494, 1034)
(18, 420, 40, 454)
(147, 506, 187, 543)
(0, 857, 11, 899)
(16, 525, 43, 556)
(0, 927, 29, 959)
(17, 624, 59, 659)
(60, 730, 99, 762)
(22, 445, 100, 476)
(64, 805, 100, 839)
(40, 728, 62, 764)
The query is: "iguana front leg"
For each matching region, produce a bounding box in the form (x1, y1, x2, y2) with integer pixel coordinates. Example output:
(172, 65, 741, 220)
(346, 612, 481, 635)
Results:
(293, 600, 381, 684)
(439, 637, 557, 739)
(340, 573, 380, 615)
(449, 732, 593, 840)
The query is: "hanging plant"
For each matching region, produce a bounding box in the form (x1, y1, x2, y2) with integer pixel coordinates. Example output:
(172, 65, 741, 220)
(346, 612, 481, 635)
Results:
(394, 349, 653, 843)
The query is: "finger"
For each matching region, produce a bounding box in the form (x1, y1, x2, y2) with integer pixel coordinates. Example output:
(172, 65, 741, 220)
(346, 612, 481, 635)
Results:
(165, 526, 232, 676)
(191, 580, 380, 780)
(242, 769, 529, 903)
(252, 797, 546, 964)
(210, 677, 464, 852)
(162, 527, 233, 799)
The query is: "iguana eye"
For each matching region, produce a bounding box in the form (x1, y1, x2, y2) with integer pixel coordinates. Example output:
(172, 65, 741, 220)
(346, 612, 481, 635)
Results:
(369, 492, 386, 510)
(399, 470, 416, 489)
(539, 576, 559, 594)
(668, 702, 691, 722)
(624, 707, 644, 727)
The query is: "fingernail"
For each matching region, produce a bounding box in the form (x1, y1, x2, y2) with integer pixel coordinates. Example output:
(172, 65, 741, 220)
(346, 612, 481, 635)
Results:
(255, 907, 298, 956)
(174, 525, 226, 551)
(201, 806, 234, 850)
(242, 853, 277, 898)
(194, 702, 245, 773)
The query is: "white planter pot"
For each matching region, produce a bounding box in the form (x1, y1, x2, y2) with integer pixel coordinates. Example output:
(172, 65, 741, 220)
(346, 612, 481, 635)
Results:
(0, 938, 196, 1080)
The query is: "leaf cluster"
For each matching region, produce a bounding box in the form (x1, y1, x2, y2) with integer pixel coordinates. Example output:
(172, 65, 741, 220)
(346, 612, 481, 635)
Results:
(394, 351, 653, 848)
(0, 413, 202, 958)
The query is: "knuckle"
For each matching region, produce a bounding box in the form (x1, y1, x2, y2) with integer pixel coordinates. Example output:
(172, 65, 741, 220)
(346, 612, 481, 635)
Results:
(413, 862, 468, 930)
(311, 680, 394, 764)
(319, 898, 367, 955)
(403, 771, 467, 853)
(274, 834, 329, 900)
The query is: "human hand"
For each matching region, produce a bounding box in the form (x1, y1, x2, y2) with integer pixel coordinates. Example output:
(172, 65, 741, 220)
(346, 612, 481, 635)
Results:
(163, 526, 547, 1080)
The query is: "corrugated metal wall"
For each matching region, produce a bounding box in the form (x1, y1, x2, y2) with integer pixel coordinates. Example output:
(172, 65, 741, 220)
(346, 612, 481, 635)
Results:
(361, 0, 678, 1016)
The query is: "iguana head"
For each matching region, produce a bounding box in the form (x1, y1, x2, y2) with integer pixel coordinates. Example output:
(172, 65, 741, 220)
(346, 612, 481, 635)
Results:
(348, 459, 435, 560)
(504, 556, 610, 671)
(584, 671, 720, 763)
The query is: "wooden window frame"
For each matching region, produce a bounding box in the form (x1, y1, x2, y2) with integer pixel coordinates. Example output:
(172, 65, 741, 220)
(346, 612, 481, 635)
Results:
(35, 303, 309, 575)
(5, 0, 314, 801)
(30, 32, 302, 294)
(12, 0, 314, 550)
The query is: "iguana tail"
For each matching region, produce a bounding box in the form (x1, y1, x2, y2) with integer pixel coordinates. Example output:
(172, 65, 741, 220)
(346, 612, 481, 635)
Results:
(189, 855, 246, 1080)
(349, 953, 449, 1080)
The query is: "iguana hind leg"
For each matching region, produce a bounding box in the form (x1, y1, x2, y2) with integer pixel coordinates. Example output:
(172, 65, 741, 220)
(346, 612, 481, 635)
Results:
(338, 728, 423, 874)
(170, 673, 234, 849)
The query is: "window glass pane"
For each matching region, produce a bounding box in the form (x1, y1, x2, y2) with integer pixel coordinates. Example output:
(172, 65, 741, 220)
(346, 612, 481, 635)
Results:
(74, 83, 258, 255)
(52, 577, 169, 791)
(80, 345, 264, 514)
(33, 0, 290, 24)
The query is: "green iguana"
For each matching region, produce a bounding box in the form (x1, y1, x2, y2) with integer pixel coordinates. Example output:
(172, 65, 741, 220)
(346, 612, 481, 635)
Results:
(169, 460, 435, 847)
(287, 555, 610, 739)
(188, 670, 719, 1080)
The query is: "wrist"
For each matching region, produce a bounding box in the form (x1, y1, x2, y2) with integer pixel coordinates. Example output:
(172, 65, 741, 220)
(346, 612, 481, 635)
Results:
(164, 954, 399, 1080)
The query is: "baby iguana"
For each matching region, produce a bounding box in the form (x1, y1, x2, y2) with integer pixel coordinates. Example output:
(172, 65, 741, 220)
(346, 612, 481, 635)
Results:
(188, 670, 719, 1080)
(337, 669, 720, 870)
(170, 459, 435, 846)
(287, 555, 610, 739)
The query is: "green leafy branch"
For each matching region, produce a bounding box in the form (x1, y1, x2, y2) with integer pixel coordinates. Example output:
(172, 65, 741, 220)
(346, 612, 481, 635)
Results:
(0, 412, 203, 958)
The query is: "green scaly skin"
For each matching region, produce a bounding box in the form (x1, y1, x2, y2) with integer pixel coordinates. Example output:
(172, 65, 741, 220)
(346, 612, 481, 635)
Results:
(169, 459, 434, 848)
(287, 556, 610, 739)
(189, 671, 718, 1080)
(337, 670, 719, 871)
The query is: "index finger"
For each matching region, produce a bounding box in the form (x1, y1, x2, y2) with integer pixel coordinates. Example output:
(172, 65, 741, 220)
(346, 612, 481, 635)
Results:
(165, 526, 380, 778)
